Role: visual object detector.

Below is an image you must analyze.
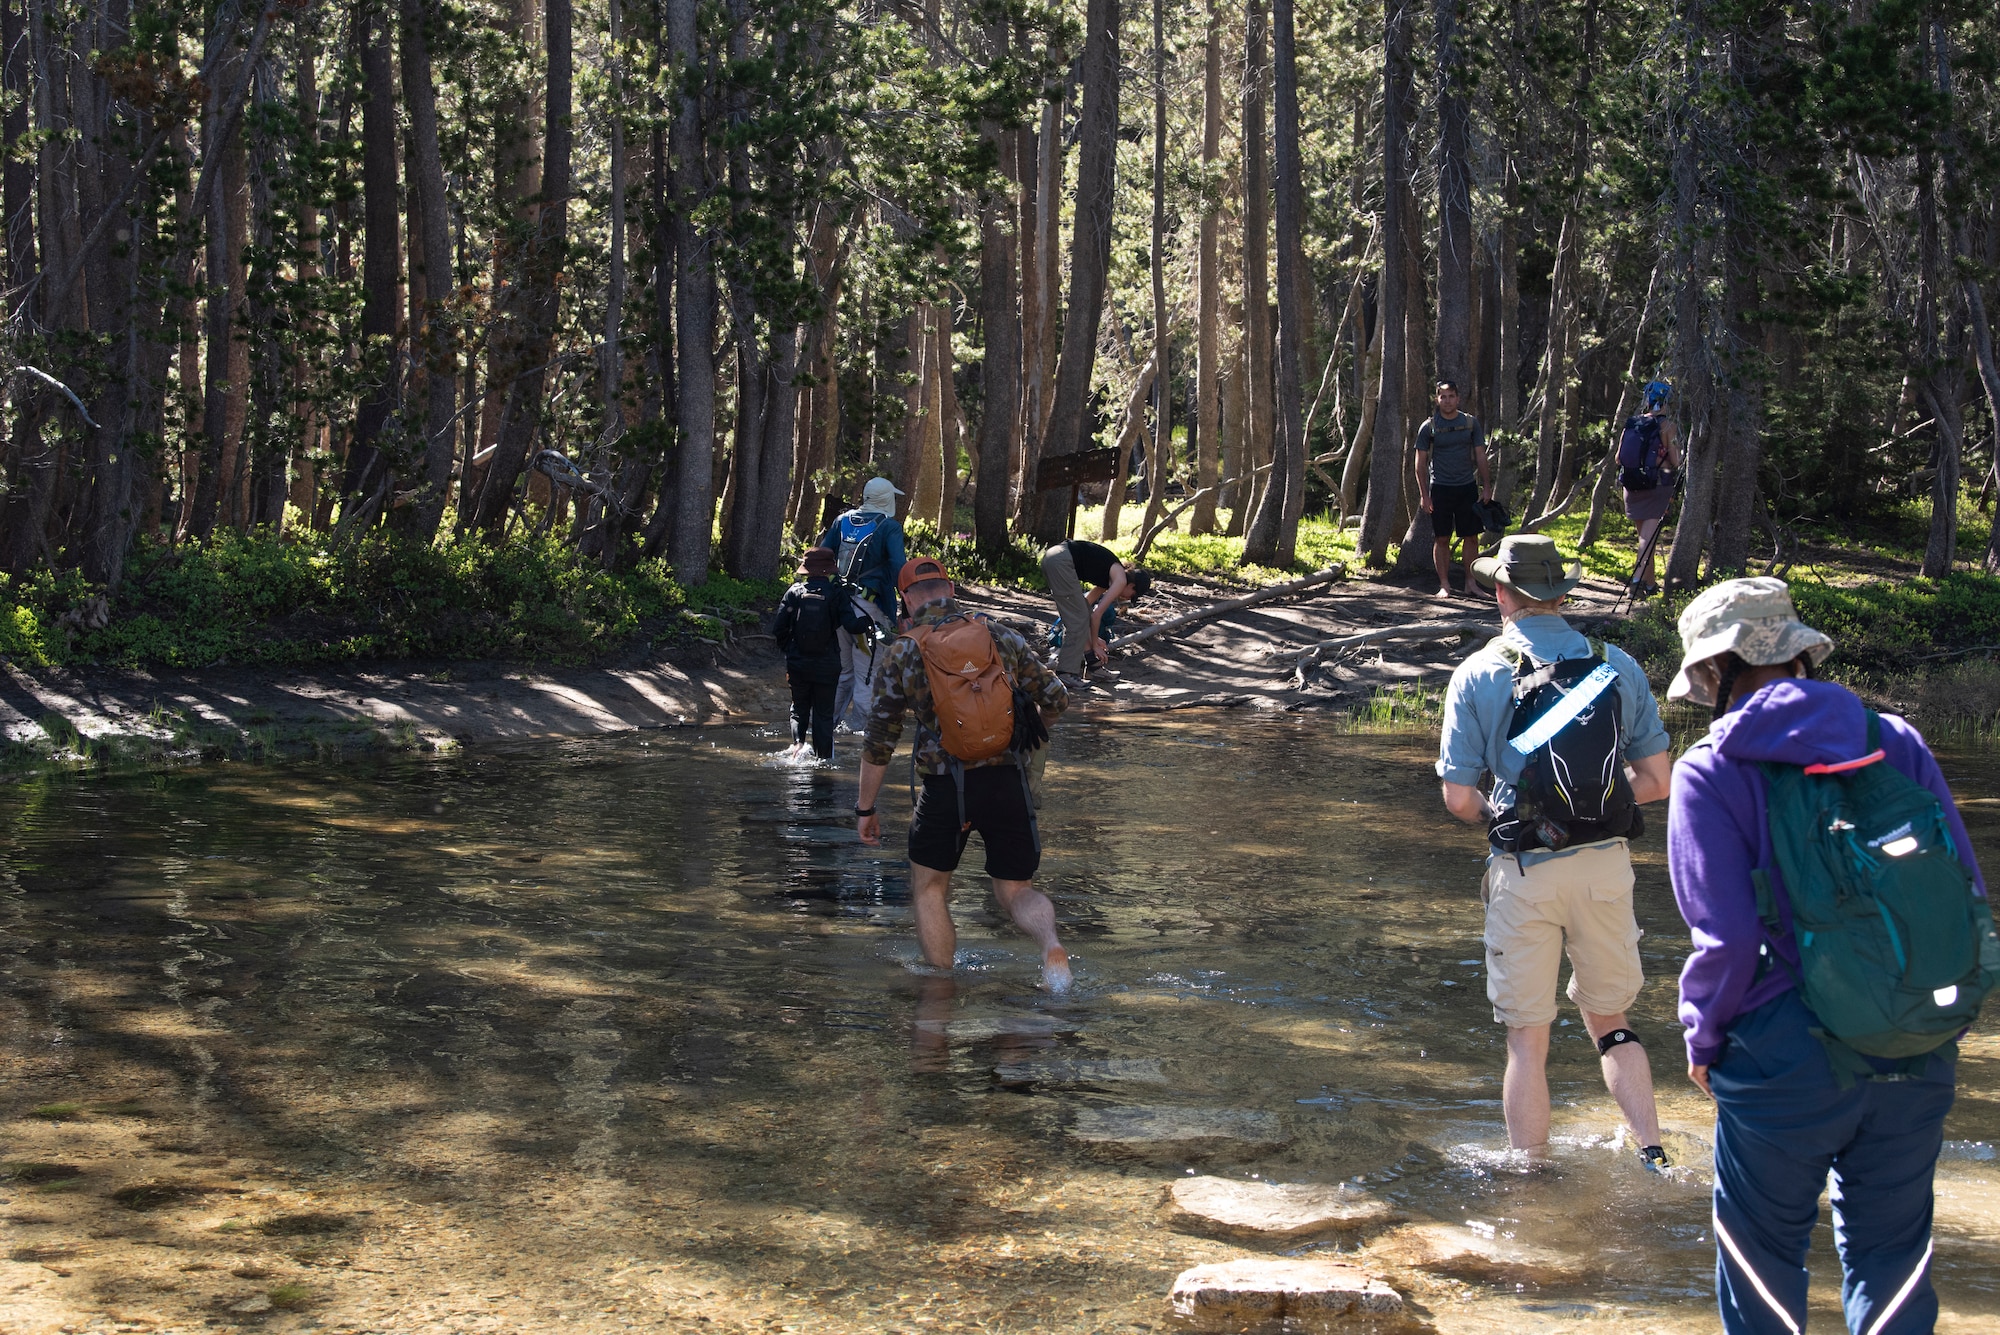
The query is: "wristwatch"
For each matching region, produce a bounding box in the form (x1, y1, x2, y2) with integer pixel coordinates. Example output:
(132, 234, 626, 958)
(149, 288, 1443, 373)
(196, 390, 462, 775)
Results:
(853, 806, 875, 817)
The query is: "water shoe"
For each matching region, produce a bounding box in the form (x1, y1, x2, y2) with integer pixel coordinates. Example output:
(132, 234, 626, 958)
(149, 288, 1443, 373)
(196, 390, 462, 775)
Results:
(1640, 1144, 1671, 1172)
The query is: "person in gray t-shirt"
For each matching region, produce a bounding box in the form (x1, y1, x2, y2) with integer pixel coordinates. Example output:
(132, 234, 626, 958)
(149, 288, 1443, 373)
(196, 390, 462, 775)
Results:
(1414, 380, 1494, 598)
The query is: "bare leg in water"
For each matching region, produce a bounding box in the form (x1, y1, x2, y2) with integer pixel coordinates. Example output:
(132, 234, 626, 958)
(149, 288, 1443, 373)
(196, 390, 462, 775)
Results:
(1582, 1008, 1663, 1148)
(908, 863, 1071, 991)
(1502, 1011, 1663, 1156)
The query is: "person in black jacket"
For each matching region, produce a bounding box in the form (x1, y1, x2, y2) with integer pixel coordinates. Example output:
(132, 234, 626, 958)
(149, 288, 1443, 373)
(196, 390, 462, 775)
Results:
(772, 548, 869, 761)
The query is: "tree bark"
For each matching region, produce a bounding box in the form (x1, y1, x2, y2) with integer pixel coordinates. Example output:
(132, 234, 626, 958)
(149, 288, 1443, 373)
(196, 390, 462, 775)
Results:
(1433, 0, 1470, 392)
(1029, 0, 1118, 541)
(1247, 0, 1306, 566)
(460, 0, 543, 524)
(1236, 0, 1272, 539)
(1359, 0, 1412, 566)
(397, 0, 458, 541)
(469, 0, 571, 535)
(975, 62, 1020, 554)
(338, 3, 402, 529)
(1138, 0, 1171, 542)
(1190, 0, 1223, 536)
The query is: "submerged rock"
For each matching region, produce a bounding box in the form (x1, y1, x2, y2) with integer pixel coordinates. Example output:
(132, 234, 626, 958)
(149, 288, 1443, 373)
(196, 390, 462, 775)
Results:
(1365, 1221, 1584, 1288)
(993, 1057, 1166, 1086)
(1070, 1105, 1287, 1152)
(1166, 1176, 1400, 1242)
(1169, 1257, 1410, 1327)
(912, 1014, 1080, 1041)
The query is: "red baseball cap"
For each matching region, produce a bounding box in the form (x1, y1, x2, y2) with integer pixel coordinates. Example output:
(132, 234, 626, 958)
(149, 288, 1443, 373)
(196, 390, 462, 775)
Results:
(897, 555, 952, 595)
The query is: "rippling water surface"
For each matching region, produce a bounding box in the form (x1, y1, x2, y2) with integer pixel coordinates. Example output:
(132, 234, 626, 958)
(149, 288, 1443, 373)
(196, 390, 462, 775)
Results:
(3, 714, 1997, 1332)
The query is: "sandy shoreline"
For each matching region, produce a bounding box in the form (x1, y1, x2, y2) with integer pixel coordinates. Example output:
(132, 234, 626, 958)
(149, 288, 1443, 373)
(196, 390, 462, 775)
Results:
(1, 569, 1642, 779)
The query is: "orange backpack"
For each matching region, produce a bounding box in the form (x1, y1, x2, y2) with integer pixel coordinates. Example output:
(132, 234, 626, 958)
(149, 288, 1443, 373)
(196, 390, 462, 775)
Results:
(907, 613, 1017, 762)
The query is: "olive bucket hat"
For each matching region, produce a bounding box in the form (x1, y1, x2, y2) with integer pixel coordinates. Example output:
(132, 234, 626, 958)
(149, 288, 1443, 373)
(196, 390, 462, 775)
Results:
(1471, 534, 1584, 601)
(1667, 576, 1834, 707)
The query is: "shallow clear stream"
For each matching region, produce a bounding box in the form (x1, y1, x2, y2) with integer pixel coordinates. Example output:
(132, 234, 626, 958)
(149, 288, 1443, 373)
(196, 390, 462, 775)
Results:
(3, 714, 1997, 1332)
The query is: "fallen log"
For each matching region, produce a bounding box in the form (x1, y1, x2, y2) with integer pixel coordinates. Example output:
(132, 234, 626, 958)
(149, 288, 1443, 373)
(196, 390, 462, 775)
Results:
(1108, 565, 1347, 651)
(1290, 619, 1497, 688)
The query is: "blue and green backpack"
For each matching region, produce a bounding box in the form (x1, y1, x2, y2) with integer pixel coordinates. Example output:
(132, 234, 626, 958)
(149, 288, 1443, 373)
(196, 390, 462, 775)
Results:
(1756, 711, 2000, 1074)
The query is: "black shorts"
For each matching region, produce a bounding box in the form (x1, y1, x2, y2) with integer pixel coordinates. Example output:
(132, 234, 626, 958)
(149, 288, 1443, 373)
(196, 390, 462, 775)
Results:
(908, 765, 1041, 881)
(1430, 482, 1483, 539)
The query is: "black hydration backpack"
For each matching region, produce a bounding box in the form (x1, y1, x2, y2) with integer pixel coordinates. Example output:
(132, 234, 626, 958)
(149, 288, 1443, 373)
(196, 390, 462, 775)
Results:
(1617, 414, 1665, 491)
(1489, 639, 1640, 853)
(790, 585, 838, 656)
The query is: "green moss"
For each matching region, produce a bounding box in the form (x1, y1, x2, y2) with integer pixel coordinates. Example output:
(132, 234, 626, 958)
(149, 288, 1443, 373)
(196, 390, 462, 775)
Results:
(267, 1283, 313, 1309)
(26, 1102, 85, 1121)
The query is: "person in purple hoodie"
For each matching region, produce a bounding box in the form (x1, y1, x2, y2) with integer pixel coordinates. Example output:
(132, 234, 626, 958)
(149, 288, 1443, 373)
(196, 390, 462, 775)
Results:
(1666, 577, 1985, 1335)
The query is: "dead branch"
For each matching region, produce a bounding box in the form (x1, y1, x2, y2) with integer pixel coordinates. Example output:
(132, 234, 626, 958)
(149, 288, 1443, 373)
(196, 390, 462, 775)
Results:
(1290, 619, 1496, 687)
(1107, 565, 1347, 651)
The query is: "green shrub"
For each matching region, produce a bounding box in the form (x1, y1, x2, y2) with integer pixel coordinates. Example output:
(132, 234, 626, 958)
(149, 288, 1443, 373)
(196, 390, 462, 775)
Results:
(1, 532, 785, 670)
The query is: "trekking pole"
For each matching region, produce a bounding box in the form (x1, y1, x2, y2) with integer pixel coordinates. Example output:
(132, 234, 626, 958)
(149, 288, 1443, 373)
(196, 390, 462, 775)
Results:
(1614, 470, 1685, 617)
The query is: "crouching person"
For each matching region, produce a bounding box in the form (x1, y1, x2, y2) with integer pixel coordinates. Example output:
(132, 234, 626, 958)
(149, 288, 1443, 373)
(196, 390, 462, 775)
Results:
(1666, 578, 1997, 1335)
(1436, 534, 1674, 1165)
(854, 557, 1074, 991)
(772, 547, 870, 761)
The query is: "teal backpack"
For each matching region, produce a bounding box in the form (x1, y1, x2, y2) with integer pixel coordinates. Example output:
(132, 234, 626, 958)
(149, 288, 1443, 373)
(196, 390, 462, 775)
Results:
(1756, 711, 2000, 1075)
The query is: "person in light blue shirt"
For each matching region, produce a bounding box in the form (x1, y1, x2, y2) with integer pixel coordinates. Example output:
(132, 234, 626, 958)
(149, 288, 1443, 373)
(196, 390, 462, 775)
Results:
(1434, 534, 1674, 1166)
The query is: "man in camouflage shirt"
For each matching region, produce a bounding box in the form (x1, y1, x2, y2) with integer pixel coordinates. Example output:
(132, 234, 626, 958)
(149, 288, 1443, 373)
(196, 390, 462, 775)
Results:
(856, 556, 1074, 991)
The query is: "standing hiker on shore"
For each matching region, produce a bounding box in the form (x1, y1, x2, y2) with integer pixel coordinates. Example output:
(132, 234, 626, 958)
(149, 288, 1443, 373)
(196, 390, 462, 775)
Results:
(1664, 578, 1995, 1335)
(1619, 382, 1679, 599)
(771, 547, 870, 762)
(1415, 379, 1494, 600)
(1436, 534, 1674, 1165)
(855, 557, 1075, 992)
(1039, 538, 1153, 686)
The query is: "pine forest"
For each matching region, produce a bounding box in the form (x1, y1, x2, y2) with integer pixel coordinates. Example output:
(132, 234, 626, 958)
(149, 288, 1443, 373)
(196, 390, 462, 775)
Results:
(0, 0, 1996, 604)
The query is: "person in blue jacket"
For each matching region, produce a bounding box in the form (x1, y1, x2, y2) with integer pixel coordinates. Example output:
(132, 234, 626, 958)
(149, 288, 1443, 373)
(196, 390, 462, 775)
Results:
(1666, 577, 1987, 1335)
(817, 477, 907, 730)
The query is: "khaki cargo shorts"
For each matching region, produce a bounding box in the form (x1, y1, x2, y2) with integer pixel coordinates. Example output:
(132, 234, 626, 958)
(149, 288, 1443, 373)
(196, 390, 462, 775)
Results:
(1481, 839, 1644, 1028)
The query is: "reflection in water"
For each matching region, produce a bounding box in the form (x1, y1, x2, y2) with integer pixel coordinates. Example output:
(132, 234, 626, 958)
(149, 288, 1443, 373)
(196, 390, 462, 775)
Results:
(1, 716, 1996, 1332)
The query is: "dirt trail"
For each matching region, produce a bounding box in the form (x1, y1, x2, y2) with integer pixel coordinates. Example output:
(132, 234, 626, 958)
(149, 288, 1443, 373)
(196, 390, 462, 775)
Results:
(1, 570, 1641, 776)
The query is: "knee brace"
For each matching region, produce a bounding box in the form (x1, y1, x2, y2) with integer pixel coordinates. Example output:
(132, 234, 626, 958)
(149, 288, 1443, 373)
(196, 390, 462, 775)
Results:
(1596, 1027, 1642, 1057)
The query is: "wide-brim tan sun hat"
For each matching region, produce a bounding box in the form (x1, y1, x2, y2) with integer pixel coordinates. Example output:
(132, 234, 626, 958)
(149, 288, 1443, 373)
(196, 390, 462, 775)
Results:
(1668, 576, 1834, 706)
(1471, 534, 1584, 601)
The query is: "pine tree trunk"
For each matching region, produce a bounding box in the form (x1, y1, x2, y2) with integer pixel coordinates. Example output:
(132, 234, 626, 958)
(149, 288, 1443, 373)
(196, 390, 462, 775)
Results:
(975, 58, 1021, 554)
(1190, 0, 1223, 536)
(460, 0, 543, 525)
(1237, 0, 1272, 542)
(1139, 0, 1171, 542)
(398, 0, 458, 542)
(1252, 0, 1306, 566)
(338, 6, 402, 529)
(1029, 0, 1118, 542)
(468, 0, 569, 536)
(1433, 0, 1470, 392)
(1358, 0, 1411, 566)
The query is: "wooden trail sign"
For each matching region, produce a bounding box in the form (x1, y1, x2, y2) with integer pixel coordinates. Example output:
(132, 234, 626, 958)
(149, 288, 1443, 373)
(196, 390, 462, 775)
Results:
(1034, 446, 1124, 540)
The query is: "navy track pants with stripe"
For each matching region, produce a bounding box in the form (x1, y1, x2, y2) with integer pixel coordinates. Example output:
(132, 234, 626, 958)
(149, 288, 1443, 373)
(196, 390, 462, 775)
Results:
(1709, 990, 1955, 1335)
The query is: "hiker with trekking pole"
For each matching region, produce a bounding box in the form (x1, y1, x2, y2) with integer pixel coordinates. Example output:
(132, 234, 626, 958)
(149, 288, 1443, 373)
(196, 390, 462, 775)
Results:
(1435, 534, 1675, 1167)
(1665, 578, 1997, 1335)
(818, 477, 909, 731)
(854, 556, 1075, 993)
(1618, 380, 1679, 601)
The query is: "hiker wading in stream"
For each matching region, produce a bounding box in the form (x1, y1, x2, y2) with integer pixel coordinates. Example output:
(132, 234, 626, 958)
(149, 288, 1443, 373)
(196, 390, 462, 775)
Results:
(1665, 578, 1996, 1335)
(1039, 538, 1153, 686)
(1415, 379, 1494, 599)
(1436, 533, 1674, 1165)
(819, 477, 908, 730)
(855, 557, 1074, 991)
(772, 547, 870, 762)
